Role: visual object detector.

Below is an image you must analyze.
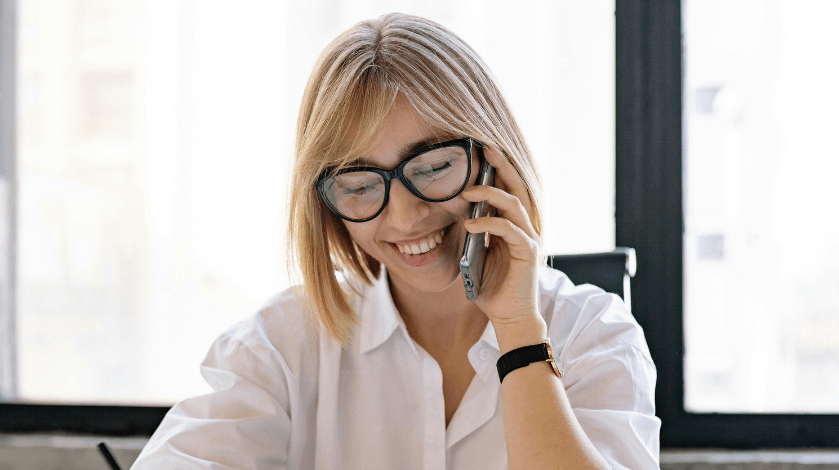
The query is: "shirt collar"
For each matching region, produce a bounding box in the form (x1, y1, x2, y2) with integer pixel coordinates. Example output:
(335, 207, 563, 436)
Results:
(357, 266, 501, 355)
(358, 266, 403, 354)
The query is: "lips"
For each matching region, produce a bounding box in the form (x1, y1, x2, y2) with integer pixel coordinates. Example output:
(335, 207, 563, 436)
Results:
(387, 225, 453, 266)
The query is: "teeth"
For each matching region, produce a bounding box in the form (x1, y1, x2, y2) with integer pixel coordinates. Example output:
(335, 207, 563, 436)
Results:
(397, 228, 447, 256)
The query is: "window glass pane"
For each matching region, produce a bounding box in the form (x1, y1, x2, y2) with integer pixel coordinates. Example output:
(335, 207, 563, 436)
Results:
(684, 0, 839, 413)
(12, 0, 614, 404)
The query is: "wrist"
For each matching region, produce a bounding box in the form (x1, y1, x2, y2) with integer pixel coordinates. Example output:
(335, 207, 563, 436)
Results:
(492, 313, 548, 354)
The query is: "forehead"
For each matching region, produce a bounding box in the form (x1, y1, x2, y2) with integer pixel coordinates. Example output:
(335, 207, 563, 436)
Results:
(353, 96, 453, 168)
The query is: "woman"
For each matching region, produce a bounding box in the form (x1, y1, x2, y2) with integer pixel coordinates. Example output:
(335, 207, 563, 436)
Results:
(132, 13, 660, 470)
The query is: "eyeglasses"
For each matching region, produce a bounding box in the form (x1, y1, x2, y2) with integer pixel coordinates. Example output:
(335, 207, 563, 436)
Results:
(317, 138, 478, 222)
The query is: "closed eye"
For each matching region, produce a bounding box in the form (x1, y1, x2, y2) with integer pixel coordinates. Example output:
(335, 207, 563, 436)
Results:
(412, 160, 453, 179)
(340, 183, 380, 197)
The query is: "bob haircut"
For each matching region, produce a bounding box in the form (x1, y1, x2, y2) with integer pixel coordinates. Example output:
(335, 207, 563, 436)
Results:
(287, 12, 544, 346)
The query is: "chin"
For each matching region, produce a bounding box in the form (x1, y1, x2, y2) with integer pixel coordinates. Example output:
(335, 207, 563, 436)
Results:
(418, 266, 463, 293)
(381, 258, 460, 291)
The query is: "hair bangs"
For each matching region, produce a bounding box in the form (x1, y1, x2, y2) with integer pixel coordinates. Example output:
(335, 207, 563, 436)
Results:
(304, 69, 399, 179)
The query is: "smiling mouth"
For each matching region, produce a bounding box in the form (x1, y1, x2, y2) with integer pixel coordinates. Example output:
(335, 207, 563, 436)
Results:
(392, 226, 451, 255)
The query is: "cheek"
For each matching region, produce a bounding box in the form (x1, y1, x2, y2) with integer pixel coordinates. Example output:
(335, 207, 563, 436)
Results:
(342, 221, 378, 250)
(447, 198, 473, 218)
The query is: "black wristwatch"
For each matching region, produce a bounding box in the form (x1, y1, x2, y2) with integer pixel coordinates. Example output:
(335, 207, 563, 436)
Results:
(496, 339, 563, 384)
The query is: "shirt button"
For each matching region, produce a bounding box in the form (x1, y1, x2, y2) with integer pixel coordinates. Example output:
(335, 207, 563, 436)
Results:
(479, 348, 490, 361)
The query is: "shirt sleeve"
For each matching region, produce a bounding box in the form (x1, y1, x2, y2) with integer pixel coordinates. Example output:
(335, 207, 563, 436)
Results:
(555, 289, 661, 470)
(130, 321, 293, 470)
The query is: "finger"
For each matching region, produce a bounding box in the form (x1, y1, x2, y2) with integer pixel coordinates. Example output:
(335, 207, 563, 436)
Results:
(461, 185, 537, 239)
(464, 215, 539, 262)
(480, 146, 536, 222)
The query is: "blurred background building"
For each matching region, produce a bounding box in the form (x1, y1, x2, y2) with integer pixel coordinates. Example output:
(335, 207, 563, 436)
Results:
(9, 0, 616, 404)
(4, 0, 837, 416)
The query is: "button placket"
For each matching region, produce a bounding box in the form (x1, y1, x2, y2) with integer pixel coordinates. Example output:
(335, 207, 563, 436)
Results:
(420, 350, 446, 470)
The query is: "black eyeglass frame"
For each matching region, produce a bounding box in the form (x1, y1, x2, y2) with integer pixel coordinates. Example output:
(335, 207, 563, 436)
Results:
(316, 137, 482, 223)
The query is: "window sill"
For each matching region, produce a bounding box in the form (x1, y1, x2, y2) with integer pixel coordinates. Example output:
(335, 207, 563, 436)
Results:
(2, 434, 839, 469)
(0, 433, 145, 470)
(662, 449, 839, 469)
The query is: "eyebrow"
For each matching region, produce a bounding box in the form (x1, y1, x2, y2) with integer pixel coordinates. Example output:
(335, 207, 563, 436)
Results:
(350, 137, 451, 168)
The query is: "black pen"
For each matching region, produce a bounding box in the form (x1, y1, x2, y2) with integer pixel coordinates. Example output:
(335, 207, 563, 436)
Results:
(97, 442, 124, 470)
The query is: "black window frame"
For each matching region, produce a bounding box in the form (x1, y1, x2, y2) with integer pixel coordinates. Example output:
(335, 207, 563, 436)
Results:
(2, 0, 838, 447)
(616, 0, 839, 448)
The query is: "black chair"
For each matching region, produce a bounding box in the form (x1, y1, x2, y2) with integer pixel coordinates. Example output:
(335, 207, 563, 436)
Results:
(547, 247, 637, 311)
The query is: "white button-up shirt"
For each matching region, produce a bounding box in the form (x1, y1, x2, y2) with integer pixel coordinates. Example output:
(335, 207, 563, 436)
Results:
(131, 266, 661, 469)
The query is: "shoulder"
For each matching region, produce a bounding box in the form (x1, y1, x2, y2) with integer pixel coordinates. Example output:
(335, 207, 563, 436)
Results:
(133, 288, 322, 468)
(206, 284, 327, 385)
(214, 287, 313, 355)
(210, 275, 366, 373)
(538, 265, 656, 407)
(538, 265, 648, 356)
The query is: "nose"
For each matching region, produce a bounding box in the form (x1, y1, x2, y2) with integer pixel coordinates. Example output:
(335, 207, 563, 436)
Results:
(383, 179, 430, 230)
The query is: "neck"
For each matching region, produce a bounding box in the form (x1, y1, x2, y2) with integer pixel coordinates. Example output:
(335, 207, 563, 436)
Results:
(387, 272, 488, 355)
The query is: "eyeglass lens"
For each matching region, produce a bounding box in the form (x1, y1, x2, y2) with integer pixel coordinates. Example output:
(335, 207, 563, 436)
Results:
(322, 145, 469, 221)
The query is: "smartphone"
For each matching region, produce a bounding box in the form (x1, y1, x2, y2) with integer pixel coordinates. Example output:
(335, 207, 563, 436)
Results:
(460, 153, 496, 301)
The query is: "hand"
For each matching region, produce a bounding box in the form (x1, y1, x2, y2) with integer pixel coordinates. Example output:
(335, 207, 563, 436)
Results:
(460, 146, 543, 330)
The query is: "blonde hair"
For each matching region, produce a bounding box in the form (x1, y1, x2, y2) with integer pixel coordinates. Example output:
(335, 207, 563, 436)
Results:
(287, 13, 543, 346)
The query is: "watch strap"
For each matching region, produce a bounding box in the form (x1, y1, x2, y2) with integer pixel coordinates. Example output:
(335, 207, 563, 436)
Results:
(497, 341, 559, 384)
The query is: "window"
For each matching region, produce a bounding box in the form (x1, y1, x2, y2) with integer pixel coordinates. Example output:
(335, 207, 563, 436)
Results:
(616, 0, 839, 448)
(1, 0, 616, 432)
(683, 0, 839, 414)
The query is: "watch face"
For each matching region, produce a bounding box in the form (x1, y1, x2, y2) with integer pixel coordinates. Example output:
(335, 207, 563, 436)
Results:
(550, 359, 564, 378)
(544, 339, 564, 379)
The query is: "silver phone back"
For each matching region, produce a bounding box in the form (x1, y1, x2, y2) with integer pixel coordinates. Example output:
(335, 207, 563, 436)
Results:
(460, 155, 495, 301)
